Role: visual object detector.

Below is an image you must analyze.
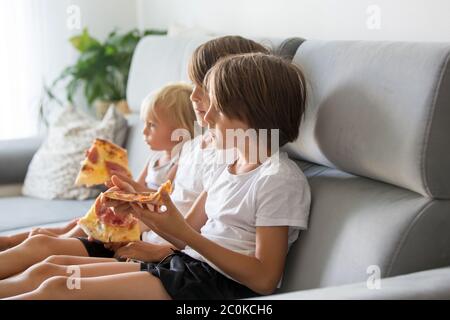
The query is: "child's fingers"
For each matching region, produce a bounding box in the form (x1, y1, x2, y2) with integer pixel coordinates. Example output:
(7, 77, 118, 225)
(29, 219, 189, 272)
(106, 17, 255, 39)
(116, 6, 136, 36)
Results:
(110, 170, 131, 180)
(105, 179, 114, 188)
(130, 203, 157, 219)
(111, 175, 135, 193)
(112, 172, 148, 192)
(160, 191, 176, 211)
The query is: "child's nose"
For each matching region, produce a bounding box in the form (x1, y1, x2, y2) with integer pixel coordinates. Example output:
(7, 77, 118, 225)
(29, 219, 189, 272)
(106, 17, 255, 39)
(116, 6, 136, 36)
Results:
(190, 90, 200, 103)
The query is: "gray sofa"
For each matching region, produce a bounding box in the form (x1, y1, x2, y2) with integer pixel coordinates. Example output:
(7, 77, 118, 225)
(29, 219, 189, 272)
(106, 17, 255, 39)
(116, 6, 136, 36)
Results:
(1, 36, 449, 299)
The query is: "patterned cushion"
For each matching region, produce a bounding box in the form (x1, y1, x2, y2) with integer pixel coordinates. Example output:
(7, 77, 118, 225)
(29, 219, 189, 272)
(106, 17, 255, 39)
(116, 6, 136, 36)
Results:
(22, 106, 128, 200)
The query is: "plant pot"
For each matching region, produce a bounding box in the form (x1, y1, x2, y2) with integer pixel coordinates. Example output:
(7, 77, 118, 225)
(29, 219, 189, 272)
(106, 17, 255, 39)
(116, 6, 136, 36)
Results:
(94, 100, 131, 119)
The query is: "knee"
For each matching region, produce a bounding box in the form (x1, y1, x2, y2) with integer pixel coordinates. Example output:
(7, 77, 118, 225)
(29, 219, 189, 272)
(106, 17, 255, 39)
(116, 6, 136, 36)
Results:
(43, 255, 68, 265)
(37, 276, 70, 296)
(26, 262, 63, 283)
(25, 234, 53, 247)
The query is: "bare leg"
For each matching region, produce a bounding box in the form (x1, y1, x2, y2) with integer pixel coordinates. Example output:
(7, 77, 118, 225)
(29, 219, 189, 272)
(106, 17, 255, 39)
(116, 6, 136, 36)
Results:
(0, 235, 88, 279)
(0, 232, 29, 252)
(0, 221, 81, 252)
(39, 255, 117, 266)
(9, 272, 171, 300)
(0, 258, 138, 298)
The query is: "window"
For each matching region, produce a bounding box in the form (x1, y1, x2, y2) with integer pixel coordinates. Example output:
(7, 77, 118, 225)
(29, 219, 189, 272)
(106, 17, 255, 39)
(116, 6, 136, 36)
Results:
(0, 0, 73, 140)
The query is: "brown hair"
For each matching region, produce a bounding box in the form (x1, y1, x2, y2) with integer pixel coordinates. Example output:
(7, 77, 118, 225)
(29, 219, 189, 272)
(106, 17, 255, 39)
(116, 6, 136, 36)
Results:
(188, 36, 270, 86)
(205, 53, 307, 147)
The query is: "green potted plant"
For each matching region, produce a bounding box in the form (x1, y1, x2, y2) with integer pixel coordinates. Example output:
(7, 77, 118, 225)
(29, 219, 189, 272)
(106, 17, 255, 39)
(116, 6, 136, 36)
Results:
(47, 28, 166, 118)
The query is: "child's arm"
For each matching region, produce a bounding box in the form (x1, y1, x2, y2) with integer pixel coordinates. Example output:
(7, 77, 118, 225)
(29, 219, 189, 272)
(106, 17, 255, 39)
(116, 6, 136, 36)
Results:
(184, 226, 288, 295)
(130, 193, 287, 295)
(166, 164, 178, 183)
(136, 163, 149, 186)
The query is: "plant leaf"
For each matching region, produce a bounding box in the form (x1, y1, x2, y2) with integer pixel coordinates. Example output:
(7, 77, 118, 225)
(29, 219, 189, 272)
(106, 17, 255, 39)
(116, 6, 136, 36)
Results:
(70, 28, 101, 52)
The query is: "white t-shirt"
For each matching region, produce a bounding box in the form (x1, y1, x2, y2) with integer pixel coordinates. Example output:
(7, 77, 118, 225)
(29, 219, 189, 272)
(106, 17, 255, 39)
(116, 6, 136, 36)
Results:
(170, 134, 220, 215)
(144, 151, 179, 191)
(141, 135, 219, 244)
(183, 151, 311, 284)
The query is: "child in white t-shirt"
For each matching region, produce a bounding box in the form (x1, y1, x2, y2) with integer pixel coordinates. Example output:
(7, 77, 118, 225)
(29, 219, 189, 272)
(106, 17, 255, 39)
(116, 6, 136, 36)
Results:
(124, 53, 311, 299)
(0, 37, 271, 296)
(8, 53, 311, 300)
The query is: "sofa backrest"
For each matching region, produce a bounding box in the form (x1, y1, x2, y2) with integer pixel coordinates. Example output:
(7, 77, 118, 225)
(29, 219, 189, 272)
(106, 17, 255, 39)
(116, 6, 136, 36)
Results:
(280, 41, 450, 292)
(286, 41, 450, 199)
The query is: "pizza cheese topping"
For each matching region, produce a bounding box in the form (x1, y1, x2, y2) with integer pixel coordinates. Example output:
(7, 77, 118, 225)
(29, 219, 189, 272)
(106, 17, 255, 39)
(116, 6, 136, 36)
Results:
(75, 139, 132, 187)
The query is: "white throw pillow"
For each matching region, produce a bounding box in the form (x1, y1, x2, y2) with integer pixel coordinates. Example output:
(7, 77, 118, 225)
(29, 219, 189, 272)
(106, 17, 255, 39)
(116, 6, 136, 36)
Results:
(23, 106, 128, 200)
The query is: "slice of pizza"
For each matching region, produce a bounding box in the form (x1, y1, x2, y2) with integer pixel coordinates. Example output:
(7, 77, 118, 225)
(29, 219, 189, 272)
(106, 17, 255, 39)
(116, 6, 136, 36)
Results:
(103, 181, 173, 204)
(78, 196, 141, 243)
(78, 181, 173, 243)
(75, 138, 132, 187)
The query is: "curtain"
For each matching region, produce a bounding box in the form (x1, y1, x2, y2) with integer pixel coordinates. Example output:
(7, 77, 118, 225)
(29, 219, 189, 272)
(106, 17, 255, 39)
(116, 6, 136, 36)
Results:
(0, 0, 73, 140)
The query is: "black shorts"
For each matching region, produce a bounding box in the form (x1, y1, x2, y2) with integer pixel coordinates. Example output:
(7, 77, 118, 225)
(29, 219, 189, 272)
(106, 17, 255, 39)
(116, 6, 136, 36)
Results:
(141, 249, 260, 300)
(77, 237, 115, 258)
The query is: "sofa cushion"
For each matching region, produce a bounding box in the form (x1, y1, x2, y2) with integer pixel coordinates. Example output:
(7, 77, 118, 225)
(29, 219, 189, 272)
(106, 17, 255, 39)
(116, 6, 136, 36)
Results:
(22, 106, 128, 200)
(0, 197, 92, 235)
(280, 160, 450, 292)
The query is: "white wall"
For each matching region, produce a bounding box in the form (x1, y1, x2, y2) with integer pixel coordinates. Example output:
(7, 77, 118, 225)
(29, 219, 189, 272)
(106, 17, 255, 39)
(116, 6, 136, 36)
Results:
(136, 0, 450, 42)
(71, 0, 138, 40)
(44, 0, 137, 76)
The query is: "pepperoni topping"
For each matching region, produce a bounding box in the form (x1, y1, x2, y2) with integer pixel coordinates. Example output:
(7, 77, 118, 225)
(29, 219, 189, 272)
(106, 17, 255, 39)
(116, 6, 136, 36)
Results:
(95, 197, 134, 227)
(87, 147, 99, 164)
(82, 164, 94, 172)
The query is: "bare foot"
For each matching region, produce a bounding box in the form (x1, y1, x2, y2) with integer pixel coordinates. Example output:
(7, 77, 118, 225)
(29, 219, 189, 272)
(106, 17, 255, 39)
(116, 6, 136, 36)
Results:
(0, 236, 11, 252)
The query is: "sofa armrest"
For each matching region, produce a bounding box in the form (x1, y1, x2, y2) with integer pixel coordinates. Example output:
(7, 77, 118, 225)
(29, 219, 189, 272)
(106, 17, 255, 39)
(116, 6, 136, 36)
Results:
(0, 184, 23, 197)
(0, 137, 43, 185)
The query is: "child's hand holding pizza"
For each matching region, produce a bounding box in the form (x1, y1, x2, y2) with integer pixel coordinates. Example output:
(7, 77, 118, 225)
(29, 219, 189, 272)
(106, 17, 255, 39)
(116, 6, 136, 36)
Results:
(129, 191, 190, 242)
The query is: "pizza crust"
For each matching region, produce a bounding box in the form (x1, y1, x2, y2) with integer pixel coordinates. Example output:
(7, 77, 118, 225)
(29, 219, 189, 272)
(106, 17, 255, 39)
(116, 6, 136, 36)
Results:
(103, 181, 173, 204)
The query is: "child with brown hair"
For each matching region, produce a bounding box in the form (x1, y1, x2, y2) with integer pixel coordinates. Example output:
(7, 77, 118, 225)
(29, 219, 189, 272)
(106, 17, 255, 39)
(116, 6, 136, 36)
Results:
(7, 52, 311, 300)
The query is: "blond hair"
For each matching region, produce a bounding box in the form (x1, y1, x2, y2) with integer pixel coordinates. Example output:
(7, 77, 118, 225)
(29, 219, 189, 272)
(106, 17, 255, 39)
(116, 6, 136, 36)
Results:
(141, 82, 196, 138)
